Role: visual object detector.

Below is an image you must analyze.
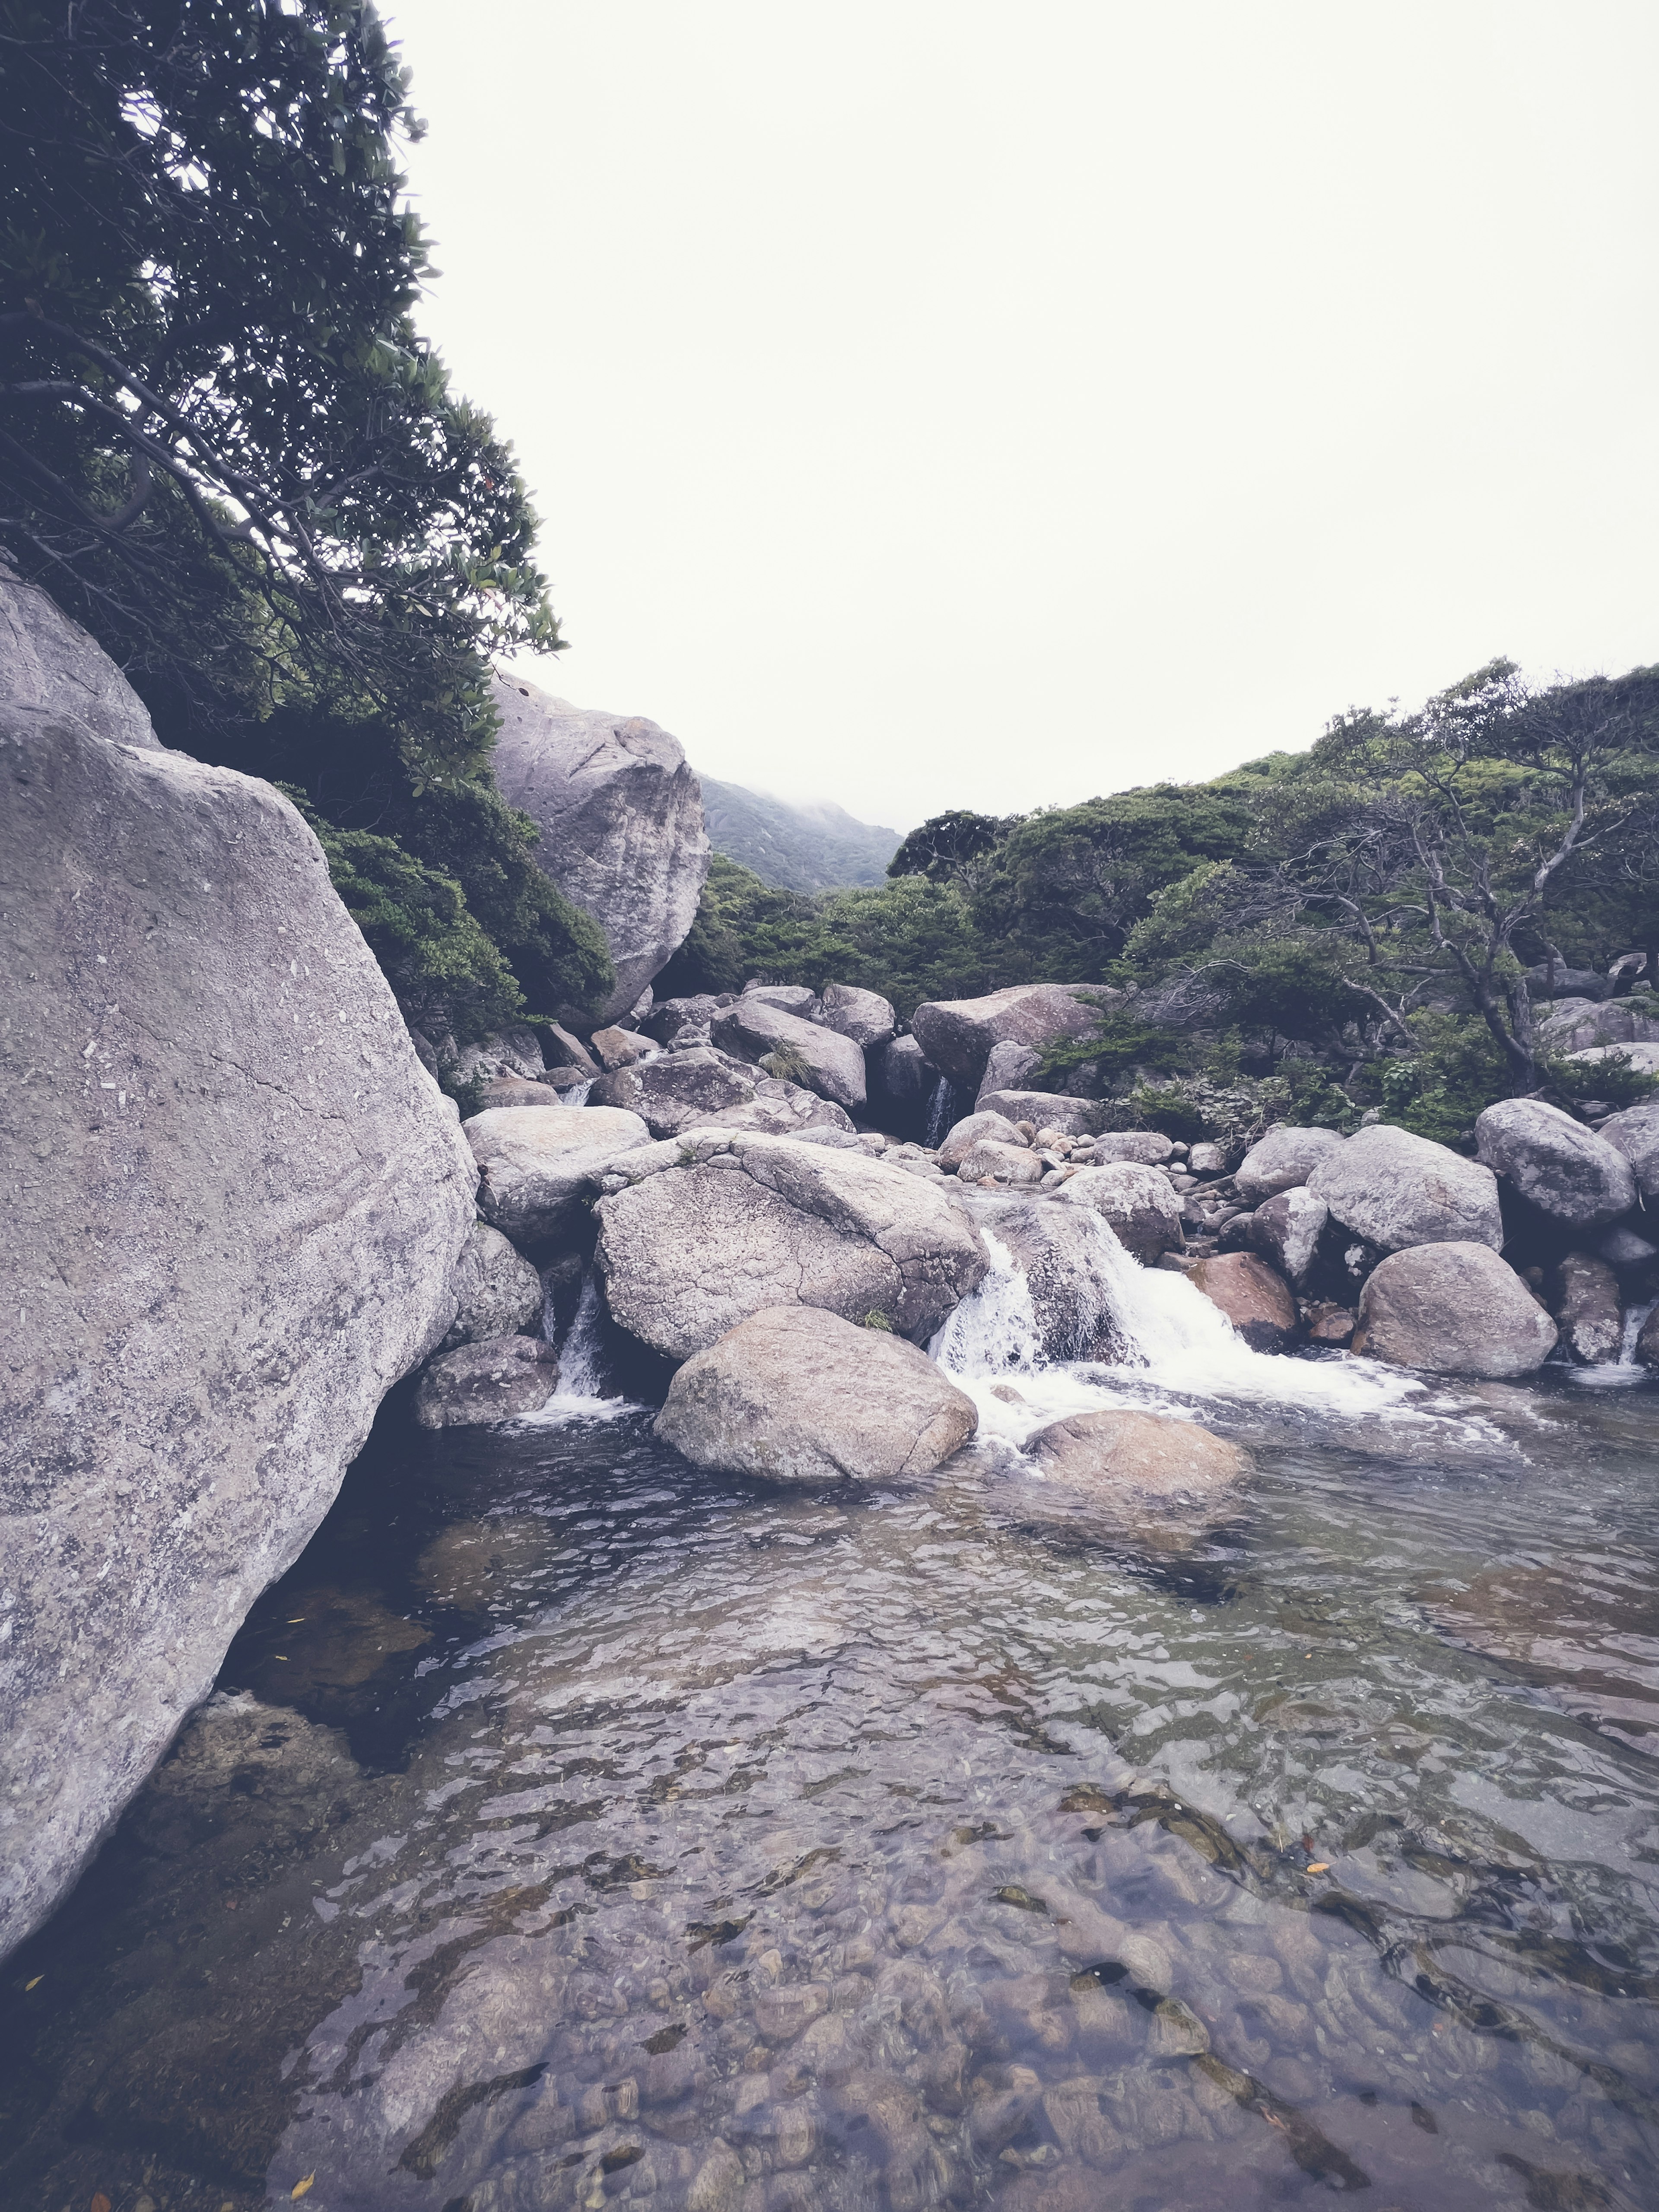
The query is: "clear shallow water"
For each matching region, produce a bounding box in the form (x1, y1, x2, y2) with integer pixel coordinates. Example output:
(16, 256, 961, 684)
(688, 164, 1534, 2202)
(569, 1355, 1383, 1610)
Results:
(7, 1271, 1659, 2211)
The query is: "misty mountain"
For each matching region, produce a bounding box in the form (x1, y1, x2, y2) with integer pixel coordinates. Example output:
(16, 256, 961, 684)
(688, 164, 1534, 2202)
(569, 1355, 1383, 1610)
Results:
(695, 774, 903, 892)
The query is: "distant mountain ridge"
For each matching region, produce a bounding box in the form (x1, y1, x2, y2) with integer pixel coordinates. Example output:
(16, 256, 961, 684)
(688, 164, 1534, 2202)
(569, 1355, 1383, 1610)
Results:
(695, 774, 903, 892)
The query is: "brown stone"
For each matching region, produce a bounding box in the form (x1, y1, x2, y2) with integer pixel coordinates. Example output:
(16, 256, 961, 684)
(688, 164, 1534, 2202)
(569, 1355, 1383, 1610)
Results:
(1187, 1252, 1297, 1351)
(1026, 1409, 1251, 1527)
(1305, 1303, 1357, 1346)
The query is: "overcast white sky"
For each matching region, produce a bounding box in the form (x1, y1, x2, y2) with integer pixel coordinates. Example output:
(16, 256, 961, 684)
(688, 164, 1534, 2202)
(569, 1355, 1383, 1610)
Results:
(387, 1, 1659, 834)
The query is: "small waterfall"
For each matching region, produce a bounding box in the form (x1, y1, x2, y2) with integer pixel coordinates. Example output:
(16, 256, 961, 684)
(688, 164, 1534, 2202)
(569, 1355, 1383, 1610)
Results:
(930, 1230, 1044, 1375)
(562, 1078, 594, 1108)
(523, 1270, 633, 1423)
(924, 1077, 963, 1148)
(1573, 1295, 1659, 1388)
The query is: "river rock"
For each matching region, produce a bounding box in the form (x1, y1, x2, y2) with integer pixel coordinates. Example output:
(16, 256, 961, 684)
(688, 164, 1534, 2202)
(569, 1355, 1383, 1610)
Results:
(489, 674, 710, 1023)
(1475, 1099, 1637, 1230)
(1570, 1042, 1659, 1078)
(1026, 1410, 1251, 1525)
(815, 981, 896, 1049)
(477, 1073, 562, 1111)
(975, 1038, 1042, 1105)
(465, 1102, 651, 1250)
(594, 1134, 989, 1358)
(710, 997, 867, 1112)
(1592, 1101, 1659, 1201)
(1187, 1252, 1298, 1350)
(454, 1024, 549, 1084)
(1077, 1130, 1175, 1165)
(439, 1223, 546, 1349)
(909, 983, 1106, 1090)
(1057, 1162, 1183, 1261)
(1353, 1243, 1558, 1375)
(589, 1023, 652, 1071)
(1307, 1124, 1503, 1252)
(1550, 1251, 1624, 1366)
(413, 1334, 560, 1427)
(1248, 1186, 1329, 1290)
(956, 1137, 1046, 1186)
(1234, 1125, 1344, 1207)
(1, 563, 162, 751)
(976, 1091, 1105, 1138)
(1597, 1223, 1659, 1268)
(591, 1046, 855, 1141)
(977, 1198, 1132, 1361)
(655, 1307, 976, 1481)
(938, 1111, 1025, 1168)
(742, 981, 817, 1014)
(2, 661, 475, 1959)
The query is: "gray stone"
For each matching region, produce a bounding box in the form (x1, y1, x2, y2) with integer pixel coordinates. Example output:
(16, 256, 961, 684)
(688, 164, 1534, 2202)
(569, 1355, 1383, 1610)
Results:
(1523, 962, 1607, 1001)
(413, 1334, 560, 1427)
(1550, 1252, 1624, 1366)
(710, 997, 867, 1112)
(976, 1091, 1106, 1137)
(1077, 1130, 1174, 1165)
(1597, 1223, 1659, 1268)
(1596, 1101, 1659, 1201)
(655, 1307, 976, 1482)
(589, 1023, 653, 1071)
(1475, 1099, 1637, 1230)
(1308, 1125, 1503, 1252)
(1234, 1125, 1344, 1207)
(1354, 1243, 1558, 1376)
(909, 983, 1107, 1089)
(464, 1102, 652, 1249)
(1057, 1162, 1184, 1261)
(977, 1198, 1134, 1361)
(1537, 996, 1659, 1053)
(1248, 1186, 1329, 1290)
(489, 674, 710, 1022)
(590, 1046, 854, 1141)
(1569, 1042, 1659, 1077)
(1186, 1142, 1227, 1175)
(0, 565, 161, 751)
(439, 1223, 546, 1349)
(938, 1110, 1025, 1169)
(872, 1033, 938, 1131)
(742, 982, 817, 1014)
(975, 1038, 1042, 1105)
(594, 1133, 989, 1359)
(814, 981, 896, 1049)
(477, 1074, 563, 1111)
(454, 1024, 547, 1082)
(955, 1137, 1046, 1186)
(1, 696, 474, 1960)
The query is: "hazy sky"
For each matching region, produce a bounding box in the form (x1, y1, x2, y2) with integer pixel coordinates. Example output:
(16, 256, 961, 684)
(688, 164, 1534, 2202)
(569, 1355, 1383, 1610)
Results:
(387, 1, 1659, 833)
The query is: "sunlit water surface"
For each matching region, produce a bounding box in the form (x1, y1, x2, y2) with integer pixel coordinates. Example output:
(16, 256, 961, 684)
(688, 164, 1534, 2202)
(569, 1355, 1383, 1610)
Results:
(7, 1248, 1659, 2212)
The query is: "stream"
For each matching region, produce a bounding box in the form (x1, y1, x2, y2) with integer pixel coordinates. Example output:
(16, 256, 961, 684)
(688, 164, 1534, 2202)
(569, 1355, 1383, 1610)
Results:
(6, 1236, 1659, 2212)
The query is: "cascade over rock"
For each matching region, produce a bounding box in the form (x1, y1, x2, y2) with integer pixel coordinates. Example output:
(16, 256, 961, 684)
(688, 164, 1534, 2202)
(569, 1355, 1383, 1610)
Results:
(489, 674, 710, 1023)
(1058, 1161, 1184, 1261)
(1, 622, 475, 1959)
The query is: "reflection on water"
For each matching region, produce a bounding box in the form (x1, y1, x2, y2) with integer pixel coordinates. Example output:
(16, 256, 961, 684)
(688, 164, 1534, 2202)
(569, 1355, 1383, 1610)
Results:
(6, 1371, 1659, 2211)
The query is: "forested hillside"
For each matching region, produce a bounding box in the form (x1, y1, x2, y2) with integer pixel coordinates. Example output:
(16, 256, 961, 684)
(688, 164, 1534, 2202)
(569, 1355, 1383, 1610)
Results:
(697, 775, 900, 890)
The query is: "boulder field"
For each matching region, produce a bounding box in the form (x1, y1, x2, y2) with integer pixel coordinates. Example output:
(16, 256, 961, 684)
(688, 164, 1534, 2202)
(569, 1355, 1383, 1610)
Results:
(1, 579, 475, 1959)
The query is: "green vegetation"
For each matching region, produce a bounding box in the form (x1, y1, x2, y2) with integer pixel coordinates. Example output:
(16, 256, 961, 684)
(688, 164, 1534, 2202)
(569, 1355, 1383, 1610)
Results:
(0, 0, 610, 1047)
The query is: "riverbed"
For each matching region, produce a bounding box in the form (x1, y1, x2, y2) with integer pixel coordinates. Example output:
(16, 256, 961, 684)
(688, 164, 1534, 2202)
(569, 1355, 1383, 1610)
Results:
(6, 1268, 1658, 2212)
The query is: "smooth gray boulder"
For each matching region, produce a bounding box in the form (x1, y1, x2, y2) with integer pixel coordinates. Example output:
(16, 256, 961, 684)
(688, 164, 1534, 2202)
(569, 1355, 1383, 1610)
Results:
(1248, 1185, 1329, 1290)
(414, 1334, 560, 1427)
(0, 564, 161, 751)
(1186, 1252, 1299, 1351)
(741, 982, 817, 1014)
(1595, 1101, 1659, 1201)
(1354, 1244, 1557, 1375)
(814, 982, 897, 1049)
(975, 1037, 1042, 1105)
(1308, 1125, 1503, 1252)
(1234, 1125, 1344, 1207)
(454, 1023, 548, 1083)
(1551, 1252, 1624, 1366)
(439, 1223, 546, 1349)
(1058, 1162, 1184, 1261)
(711, 996, 867, 1112)
(938, 1110, 1025, 1169)
(1077, 1129, 1175, 1165)
(1598, 1223, 1659, 1268)
(955, 1137, 1046, 1186)
(976, 1198, 1131, 1361)
(464, 1102, 651, 1249)
(591, 1046, 855, 1141)
(2, 686, 475, 1960)
(909, 983, 1106, 1090)
(1475, 1099, 1637, 1230)
(476, 1073, 562, 1111)
(655, 1307, 977, 1482)
(489, 674, 710, 1023)
(975, 1091, 1106, 1138)
(594, 1133, 989, 1359)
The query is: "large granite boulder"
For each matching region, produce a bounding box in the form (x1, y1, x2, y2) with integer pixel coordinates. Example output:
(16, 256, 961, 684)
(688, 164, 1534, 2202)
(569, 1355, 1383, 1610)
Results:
(655, 1307, 976, 1482)
(977, 1198, 1132, 1362)
(1234, 1125, 1344, 1207)
(464, 1102, 651, 1250)
(439, 1223, 545, 1349)
(977, 1091, 1106, 1138)
(1248, 1185, 1329, 1290)
(1025, 1411, 1251, 1531)
(814, 981, 896, 1049)
(1079, 1130, 1175, 1165)
(594, 1133, 989, 1359)
(938, 1110, 1024, 1169)
(1186, 1252, 1298, 1350)
(1598, 1101, 1659, 1200)
(2, 662, 475, 1960)
(1475, 1099, 1637, 1230)
(488, 674, 710, 1023)
(909, 983, 1105, 1090)
(956, 1136, 1046, 1186)
(413, 1334, 560, 1428)
(1536, 995, 1659, 1054)
(1353, 1243, 1558, 1375)
(591, 1045, 855, 1141)
(1, 564, 162, 751)
(975, 1037, 1042, 1104)
(710, 996, 867, 1112)
(1307, 1125, 1503, 1252)
(1057, 1162, 1183, 1261)
(1551, 1252, 1624, 1366)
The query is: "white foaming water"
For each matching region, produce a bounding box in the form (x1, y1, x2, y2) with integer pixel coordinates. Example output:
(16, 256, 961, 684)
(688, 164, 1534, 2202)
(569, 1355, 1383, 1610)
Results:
(561, 1078, 594, 1108)
(933, 1209, 1475, 1450)
(524, 1271, 636, 1424)
(1571, 1295, 1659, 1389)
(924, 1077, 959, 1149)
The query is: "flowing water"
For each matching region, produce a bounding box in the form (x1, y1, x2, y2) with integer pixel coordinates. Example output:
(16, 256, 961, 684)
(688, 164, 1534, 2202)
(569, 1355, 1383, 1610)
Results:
(7, 1230, 1659, 2212)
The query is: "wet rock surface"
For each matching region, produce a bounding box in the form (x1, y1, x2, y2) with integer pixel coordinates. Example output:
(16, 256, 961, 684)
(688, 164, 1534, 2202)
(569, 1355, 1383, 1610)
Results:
(1186, 1252, 1299, 1351)
(413, 1332, 561, 1427)
(1058, 1161, 1184, 1261)
(1354, 1242, 1559, 1376)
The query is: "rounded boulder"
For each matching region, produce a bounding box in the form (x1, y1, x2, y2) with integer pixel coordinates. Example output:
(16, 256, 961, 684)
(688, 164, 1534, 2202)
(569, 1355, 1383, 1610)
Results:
(1307, 1124, 1503, 1253)
(464, 1103, 652, 1251)
(1234, 1125, 1344, 1208)
(1057, 1162, 1183, 1261)
(1475, 1098, 1637, 1230)
(1026, 1410, 1251, 1527)
(414, 1334, 560, 1428)
(1353, 1243, 1558, 1376)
